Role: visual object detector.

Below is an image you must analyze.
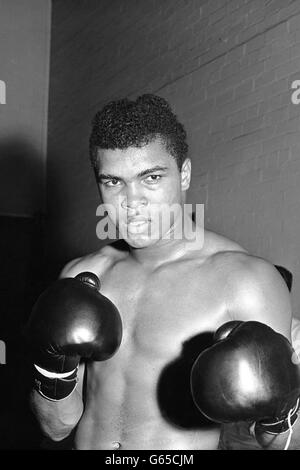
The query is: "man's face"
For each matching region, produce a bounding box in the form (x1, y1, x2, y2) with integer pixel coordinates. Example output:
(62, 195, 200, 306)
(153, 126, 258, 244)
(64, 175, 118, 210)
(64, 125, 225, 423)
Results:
(96, 138, 191, 248)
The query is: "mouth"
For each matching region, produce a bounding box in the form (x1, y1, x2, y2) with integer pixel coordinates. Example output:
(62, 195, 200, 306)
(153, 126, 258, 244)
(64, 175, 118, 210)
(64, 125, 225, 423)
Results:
(125, 218, 151, 234)
(127, 218, 150, 225)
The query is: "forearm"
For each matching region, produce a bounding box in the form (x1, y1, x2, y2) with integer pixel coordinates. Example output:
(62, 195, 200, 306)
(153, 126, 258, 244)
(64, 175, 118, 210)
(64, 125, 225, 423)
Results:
(255, 430, 290, 450)
(30, 388, 84, 441)
(219, 417, 300, 450)
(255, 415, 300, 450)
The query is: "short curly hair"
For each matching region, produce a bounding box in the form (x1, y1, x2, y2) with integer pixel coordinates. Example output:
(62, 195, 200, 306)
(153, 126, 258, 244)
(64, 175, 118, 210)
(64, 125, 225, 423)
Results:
(89, 94, 188, 170)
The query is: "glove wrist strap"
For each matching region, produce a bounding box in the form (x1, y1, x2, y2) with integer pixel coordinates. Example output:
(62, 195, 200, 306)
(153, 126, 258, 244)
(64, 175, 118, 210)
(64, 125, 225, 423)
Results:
(256, 398, 300, 435)
(33, 365, 79, 401)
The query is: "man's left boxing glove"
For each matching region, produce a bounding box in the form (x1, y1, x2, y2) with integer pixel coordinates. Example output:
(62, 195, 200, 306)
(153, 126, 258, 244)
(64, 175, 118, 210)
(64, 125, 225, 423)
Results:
(24, 272, 122, 401)
(190, 320, 300, 435)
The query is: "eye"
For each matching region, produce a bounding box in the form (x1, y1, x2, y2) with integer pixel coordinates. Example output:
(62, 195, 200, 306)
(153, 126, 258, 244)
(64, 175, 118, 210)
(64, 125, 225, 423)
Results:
(144, 175, 162, 184)
(103, 178, 121, 187)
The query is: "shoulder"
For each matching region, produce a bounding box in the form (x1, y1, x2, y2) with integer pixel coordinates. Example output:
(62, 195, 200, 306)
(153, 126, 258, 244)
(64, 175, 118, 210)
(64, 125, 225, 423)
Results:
(203, 230, 280, 284)
(213, 250, 285, 293)
(202, 229, 248, 258)
(201, 231, 291, 338)
(215, 251, 292, 339)
(59, 240, 129, 279)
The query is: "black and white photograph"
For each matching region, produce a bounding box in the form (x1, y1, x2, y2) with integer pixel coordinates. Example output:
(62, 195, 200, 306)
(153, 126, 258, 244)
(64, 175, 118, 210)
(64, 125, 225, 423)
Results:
(1, 0, 300, 453)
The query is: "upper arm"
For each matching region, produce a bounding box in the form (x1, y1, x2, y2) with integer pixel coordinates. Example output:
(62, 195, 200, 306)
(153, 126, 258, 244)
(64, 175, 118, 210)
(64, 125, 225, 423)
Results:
(227, 256, 292, 341)
(59, 257, 83, 279)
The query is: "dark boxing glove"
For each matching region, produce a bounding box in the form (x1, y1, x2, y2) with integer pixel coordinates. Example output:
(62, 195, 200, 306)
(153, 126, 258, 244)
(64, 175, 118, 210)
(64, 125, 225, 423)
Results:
(25, 272, 122, 401)
(190, 321, 300, 436)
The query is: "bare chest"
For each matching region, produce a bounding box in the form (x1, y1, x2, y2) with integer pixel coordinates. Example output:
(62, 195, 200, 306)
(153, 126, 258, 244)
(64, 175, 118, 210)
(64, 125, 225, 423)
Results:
(99, 261, 228, 359)
(79, 259, 227, 447)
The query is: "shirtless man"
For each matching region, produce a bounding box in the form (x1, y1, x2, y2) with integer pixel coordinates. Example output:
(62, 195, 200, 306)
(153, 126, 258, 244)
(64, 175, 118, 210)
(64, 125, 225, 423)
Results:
(27, 94, 300, 450)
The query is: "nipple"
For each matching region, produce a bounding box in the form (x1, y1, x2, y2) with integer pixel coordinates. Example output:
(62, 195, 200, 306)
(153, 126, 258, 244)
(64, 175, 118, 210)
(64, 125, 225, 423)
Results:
(112, 441, 121, 450)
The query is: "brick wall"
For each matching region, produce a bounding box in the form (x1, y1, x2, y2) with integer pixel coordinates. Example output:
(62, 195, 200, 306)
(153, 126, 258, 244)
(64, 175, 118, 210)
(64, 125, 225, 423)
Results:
(48, 0, 300, 314)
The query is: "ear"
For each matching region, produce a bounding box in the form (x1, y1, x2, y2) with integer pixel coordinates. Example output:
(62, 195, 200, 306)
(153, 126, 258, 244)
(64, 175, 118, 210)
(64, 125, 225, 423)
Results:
(181, 158, 191, 191)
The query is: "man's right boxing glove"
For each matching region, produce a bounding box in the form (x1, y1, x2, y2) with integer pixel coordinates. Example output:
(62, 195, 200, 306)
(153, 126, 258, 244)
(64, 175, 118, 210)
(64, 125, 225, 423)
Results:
(25, 272, 122, 401)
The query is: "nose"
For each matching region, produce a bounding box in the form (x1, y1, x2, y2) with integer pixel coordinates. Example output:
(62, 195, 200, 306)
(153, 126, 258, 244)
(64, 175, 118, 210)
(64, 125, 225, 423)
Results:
(121, 183, 147, 212)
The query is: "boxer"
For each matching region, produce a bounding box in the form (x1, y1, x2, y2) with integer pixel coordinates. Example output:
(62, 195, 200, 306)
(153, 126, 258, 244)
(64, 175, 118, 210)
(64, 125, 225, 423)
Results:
(27, 94, 298, 450)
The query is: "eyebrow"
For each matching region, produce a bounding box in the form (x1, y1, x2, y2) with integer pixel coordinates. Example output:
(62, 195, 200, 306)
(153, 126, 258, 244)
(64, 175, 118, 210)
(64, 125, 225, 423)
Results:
(97, 165, 169, 181)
